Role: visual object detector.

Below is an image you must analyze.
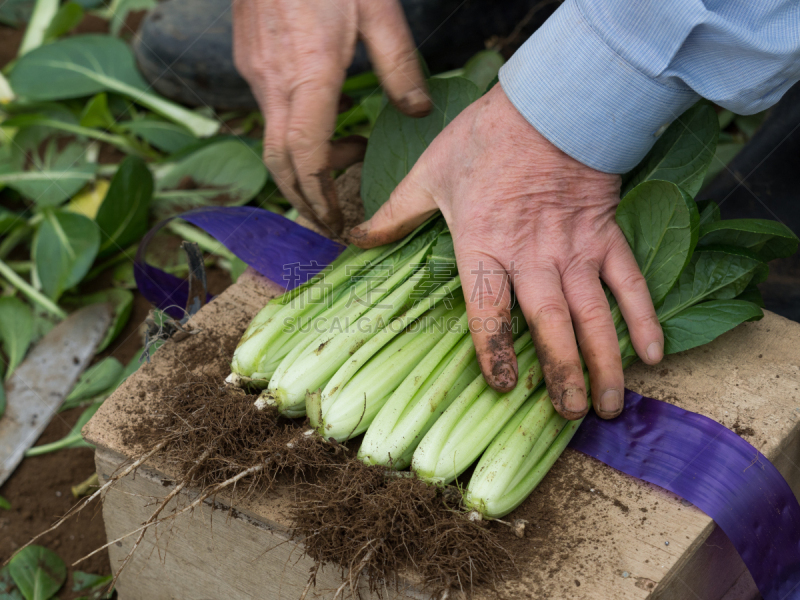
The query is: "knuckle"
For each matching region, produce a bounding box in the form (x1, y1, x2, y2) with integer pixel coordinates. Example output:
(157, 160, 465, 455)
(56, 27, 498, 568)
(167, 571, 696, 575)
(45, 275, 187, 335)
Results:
(615, 267, 648, 294)
(286, 125, 313, 152)
(533, 300, 572, 328)
(573, 297, 611, 329)
(634, 311, 662, 334)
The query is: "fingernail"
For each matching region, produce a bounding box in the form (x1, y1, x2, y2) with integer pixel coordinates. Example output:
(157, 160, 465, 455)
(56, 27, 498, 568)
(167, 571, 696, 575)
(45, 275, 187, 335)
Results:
(399, 89, 432, 117)
(349, 223, 369, 238)
(491, 360, 517, 392)
(647, 341, 663, 363)
(562, 387, 587, 415)
(598, 389, 622, 416)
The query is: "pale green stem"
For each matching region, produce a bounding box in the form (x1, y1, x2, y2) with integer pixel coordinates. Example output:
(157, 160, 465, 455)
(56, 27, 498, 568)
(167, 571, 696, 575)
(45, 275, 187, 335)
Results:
(0, 258, 66, 318)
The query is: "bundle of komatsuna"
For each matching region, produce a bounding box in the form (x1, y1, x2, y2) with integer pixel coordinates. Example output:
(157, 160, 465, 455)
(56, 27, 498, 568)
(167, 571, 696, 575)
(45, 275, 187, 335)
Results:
(228, 100, 798, 519)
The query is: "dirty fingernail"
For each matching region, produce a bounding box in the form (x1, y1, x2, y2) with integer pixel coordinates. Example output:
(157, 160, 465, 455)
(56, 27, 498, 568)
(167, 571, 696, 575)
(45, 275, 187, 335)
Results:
(490, 360, 517, 392)
(598, 389, 622, 416)
(562, 387, 587, 415)
(399, 89, 432, 117)
(350, 223, 369, 238)
(646, 341, 663, 363)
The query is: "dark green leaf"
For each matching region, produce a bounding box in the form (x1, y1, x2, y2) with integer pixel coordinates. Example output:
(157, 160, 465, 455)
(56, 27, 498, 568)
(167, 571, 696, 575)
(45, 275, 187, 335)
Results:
(0, 297, 33, 379)
(43, 2, 83, 40)
(462, 50, 504, 92)
(152, 139, 267, 218)
(7, 36, 218, 137)
(33, 210, 100, 299)
(662, 299, 763, 354)
(8, 546, 65, 600)
(615, 180, 699, 306)
(62, 357, 123, 410)
(657, 249, 764, 321)
(0, 208, 24, 235)
(696, 200, 721, 227)
(79, 93, 114, 129)
(0, 564, 24, 600)
(0, 139, 94, 206)
(94, 156, 153, 257)
(735, 284, 765, 309)
(361, 77, 480, 218)
(701, 141, 744, 189)
(0, 496, 10, 510)
(698, 218, 799, 261)
(64, 289, 133, 352)
(71, 572, 111, 593)
(119, 118, 196, 153)
(621, 102, 719, 198)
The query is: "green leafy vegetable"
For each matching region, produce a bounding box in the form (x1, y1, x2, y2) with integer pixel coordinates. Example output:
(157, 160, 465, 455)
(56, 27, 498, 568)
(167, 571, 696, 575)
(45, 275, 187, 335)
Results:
(735, 284, 764, 308)
(361, 77, 480, 218)
(702, 141, 744, 188)
(661, 299, 763, 354)
(0, 563, 24, 600)
(43, 2, 83, 41)
(119, 118, 196, 153)
(696, 199, 721, 226)
(615, 180, 699, 305)
(0, 495, 10, 510)
(71, 571, 112, 600)
(33, 210, 100, 299)
(79, 93, 114, 129)
(0, 296, 33, 379)
(461, 50, 504, 92)
(656, 249, 764, 321)
(0, 138, 94, 206)
(621, 102, 719, 197)
(94, 155, 153, 257)
(62, 356, 123, 410)
(698, 218, 799, 262)
(8, 545, 66, 600)
(26, 402, 101, 456)
(8, 36, 220, 137)
(152, 139, 267, 218)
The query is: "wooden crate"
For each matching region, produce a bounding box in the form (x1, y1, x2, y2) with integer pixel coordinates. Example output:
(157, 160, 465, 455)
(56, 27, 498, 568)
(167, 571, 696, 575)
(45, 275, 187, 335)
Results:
(84, 187, 800, 599)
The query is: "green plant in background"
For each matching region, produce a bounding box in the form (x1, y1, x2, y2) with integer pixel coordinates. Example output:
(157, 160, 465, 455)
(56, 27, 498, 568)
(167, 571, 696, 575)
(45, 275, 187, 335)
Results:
(0, 544, 112, 600)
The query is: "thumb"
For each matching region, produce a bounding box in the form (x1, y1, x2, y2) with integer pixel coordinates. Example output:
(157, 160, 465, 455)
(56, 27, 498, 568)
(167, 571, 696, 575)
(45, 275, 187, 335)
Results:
(350, 167, 438, 248)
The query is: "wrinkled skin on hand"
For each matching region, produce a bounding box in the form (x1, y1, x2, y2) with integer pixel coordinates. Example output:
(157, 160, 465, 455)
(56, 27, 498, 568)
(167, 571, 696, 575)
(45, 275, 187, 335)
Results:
(232, 0, 431, 235)
(352, 84, 665, 420)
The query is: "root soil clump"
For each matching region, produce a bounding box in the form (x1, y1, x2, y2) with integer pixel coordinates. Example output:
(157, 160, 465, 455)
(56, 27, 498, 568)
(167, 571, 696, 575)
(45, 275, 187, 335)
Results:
(114, 373, 514, 597)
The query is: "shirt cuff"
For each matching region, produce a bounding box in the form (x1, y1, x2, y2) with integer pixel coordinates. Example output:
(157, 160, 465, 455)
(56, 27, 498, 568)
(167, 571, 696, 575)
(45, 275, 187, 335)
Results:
(498, 0, 699, 174)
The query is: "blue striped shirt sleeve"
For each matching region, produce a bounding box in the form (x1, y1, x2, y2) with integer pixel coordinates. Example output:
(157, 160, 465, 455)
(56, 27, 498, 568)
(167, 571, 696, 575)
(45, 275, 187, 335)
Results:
(499, 0, 800, 174)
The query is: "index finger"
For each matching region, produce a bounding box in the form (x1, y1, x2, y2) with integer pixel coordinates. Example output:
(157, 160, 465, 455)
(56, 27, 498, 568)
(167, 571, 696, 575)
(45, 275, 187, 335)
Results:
(286, 63, 347, 235)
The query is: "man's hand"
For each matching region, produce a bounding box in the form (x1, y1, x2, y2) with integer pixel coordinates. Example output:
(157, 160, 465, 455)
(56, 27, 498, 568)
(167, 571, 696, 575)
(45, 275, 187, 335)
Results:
(232, 0, 431, 235)
(351, 84, 665, 420)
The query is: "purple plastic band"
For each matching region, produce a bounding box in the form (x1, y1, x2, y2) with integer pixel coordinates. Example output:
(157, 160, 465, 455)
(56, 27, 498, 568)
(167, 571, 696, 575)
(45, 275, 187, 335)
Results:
(570, 389, 800, 599)
(134, 206, 344, 318)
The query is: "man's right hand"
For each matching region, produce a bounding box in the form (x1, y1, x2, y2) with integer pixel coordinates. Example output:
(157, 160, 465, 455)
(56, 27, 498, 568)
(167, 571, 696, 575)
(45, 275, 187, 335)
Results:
(232, 0, 431, 235)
